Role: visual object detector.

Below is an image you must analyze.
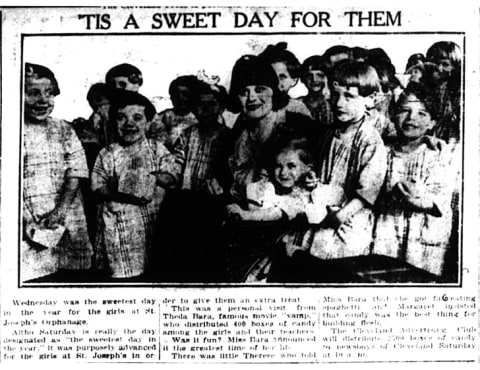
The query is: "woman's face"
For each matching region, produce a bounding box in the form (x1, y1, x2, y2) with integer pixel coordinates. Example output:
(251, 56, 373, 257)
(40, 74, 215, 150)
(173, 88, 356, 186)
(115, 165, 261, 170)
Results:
(115, 104, 148, 144)
(237, 85, 274, 120)
(24, 77, 55, 122)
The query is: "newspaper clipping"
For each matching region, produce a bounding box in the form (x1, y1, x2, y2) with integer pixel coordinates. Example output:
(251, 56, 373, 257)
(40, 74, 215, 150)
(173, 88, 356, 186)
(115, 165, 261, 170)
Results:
(0, 2, 478, 369)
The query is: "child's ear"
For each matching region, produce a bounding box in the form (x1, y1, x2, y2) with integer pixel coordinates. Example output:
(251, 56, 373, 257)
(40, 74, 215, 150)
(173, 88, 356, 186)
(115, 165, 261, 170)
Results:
(427, 118, 436, 131)
(292, 77, 299, 88)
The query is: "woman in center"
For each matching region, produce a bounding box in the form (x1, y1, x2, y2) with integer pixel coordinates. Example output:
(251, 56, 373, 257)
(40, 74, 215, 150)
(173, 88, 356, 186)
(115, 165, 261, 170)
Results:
(227, 55, 315, 200)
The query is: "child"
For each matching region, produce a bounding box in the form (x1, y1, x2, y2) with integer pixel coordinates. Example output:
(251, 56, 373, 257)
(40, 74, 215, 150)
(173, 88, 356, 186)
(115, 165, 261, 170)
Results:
(372, 82, 455, 277)
(91, 90, 180, 279)
(226, 135, 317, 223)
(298, 55, 332, 126)
(174, 79, 232, 194)
(258, 42, 311, 117)
(148, 75, 198, 149)
(105, 63, 143, 92)
(405, 53, 426, 83)
(425, 41, 461, 142)
(283, 61, 387, 260)
(22, 63, 93, 281)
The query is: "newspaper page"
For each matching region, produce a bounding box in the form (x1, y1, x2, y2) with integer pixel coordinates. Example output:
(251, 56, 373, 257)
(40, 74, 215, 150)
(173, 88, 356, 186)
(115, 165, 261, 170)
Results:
(0, 1, 478, 369)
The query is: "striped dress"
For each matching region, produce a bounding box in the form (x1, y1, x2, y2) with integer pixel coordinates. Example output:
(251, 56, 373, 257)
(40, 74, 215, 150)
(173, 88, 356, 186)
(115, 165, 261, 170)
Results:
(91, 138, 180, 278)
(372, 141, 455, 276)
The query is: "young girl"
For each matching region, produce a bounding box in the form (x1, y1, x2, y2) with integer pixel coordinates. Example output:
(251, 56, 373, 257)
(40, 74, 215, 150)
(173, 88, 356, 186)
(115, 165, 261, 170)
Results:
(22, 63, 93, 281)
(258, 42, 312, 118)
(174, 79, 232, 194)
(298, 55, 332, 126)
(372, 82, 455, 277)
(425, 41, 461, 143)
(148, 75, 198, 149)
(283, 61, 387, 261)
(91, 90, 180, 279)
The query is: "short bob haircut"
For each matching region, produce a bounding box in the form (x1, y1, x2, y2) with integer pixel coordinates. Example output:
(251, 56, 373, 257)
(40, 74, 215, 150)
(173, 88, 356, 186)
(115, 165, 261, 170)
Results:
(331, 61, 380, 97)
(426, 41, 461, 71)
(25, 63, 60, 96)
(105, 63, 143, 87)
(190, 79, 228, 108)
(258, 42, 301, 79)
(300, 55, 329, 80)
(109, 89, 156, 122)
(395, 81, 438, 121)
(228, 55, 289, 113)
(168, 75, 198, 98)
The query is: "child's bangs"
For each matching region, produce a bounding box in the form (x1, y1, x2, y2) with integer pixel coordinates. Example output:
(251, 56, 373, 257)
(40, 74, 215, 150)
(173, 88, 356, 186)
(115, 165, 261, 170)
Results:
(332, 62, 379, 96)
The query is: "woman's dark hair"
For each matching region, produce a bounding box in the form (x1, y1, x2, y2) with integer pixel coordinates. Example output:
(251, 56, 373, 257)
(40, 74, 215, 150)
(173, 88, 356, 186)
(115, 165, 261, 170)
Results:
(25, 63, 60, 95)
(228, 55, 289, 113)
(109, 89, 156, 122)
(258, 42, 301, 79)
(105, 63, 143, 87)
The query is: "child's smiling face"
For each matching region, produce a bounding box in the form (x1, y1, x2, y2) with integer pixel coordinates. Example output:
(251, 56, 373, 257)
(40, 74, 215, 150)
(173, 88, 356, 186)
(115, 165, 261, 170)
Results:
(238, 85, 274, 121)
(331, 82, 371, 124)
(24, 77, 55, 122)
(304, 67, 327, 93)
(273, 149, 309, 190)
(271, 62, 297, 93)
(115, 104, 148, 144)
(395, 94, 435, 141)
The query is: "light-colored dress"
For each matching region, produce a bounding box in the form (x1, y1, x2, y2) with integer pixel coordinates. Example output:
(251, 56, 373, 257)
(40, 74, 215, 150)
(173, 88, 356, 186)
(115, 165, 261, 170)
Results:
(372, 141, 455, 276)
(283, 119, 387, 259)
(91, 138, 180, 278)
(23, 117, 93, 281)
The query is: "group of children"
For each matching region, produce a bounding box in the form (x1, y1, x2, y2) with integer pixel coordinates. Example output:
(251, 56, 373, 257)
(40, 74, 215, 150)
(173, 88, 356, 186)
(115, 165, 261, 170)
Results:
(22, 40, 462, 283)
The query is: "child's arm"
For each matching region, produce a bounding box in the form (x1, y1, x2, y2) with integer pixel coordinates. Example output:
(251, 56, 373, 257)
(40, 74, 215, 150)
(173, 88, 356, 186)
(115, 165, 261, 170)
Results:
(226, 204, 284, 222)
(42, 175, 81, 228)
(394, 181, 442, 217)
(325, 197, 366, 229)
(93, 185, 151, 206)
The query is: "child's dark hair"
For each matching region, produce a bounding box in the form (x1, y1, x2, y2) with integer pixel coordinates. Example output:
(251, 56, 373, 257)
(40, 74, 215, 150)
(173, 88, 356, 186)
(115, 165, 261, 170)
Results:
(86, 83, 112, 109)
(396, 81, 438, 121)
(109, 89, 156, 122)
(322, 45, 351, 64)
(168, 75, 198, 98)
(301, 55, 329, 81)
(259, 42, 301, 79)
(25, 63, 60, 95)
(366, 59, 397, 94)
(405, 53, 425, 72)
(191, 79, 228, 108)
(105, 63, 143, 87)
(331, 61, 380, 97)
(426, 41, 461, 71)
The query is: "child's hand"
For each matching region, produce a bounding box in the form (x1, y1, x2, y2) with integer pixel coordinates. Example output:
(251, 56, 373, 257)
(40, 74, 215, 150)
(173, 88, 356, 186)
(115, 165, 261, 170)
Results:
(226, 204, 245, 222)
(206, 178, 224, 196)
(394, 181, 432, 210)
(152, 171, 176, 189)
(41, 206, 67, 229)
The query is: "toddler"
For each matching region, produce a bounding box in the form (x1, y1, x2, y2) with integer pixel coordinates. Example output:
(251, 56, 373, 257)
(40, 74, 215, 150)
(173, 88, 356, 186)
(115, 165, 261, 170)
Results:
(92, 90, 180, 279)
